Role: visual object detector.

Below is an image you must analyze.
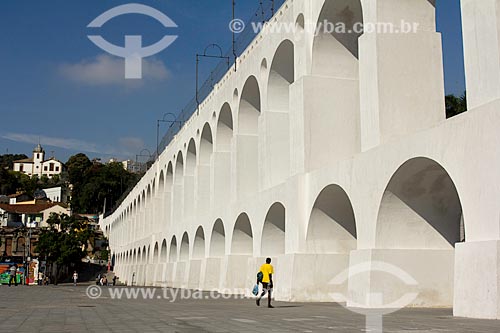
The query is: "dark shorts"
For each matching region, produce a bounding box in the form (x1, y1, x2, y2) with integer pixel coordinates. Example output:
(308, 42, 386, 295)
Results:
(261, 282, 271, 290)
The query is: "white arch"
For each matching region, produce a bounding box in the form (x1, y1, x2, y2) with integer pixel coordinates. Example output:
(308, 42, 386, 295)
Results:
(312, 0, 363, 77)
(193, 226, 206, 259)
(169, 236, 178, 262)
(231, 213, 253, 255)
(306, 184, 357, 253)
(261, 202, 286, 255)
(237, 76, 261, 195)
(210, 219, 226, 257)
(376, 157, 464, 249)
(216, 103, 233, 152)
(180, 232, 190, 261)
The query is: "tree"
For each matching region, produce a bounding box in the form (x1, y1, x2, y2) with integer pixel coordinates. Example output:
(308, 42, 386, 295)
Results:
(66, 153, 92, 186)
(68, 156, 140, 214)
(0, 168, 19, 195)
(36, 213, 92, 283)
(0, 154, 28, 170)
(100, 249, 109, 261)
(445, 91, 467, 118)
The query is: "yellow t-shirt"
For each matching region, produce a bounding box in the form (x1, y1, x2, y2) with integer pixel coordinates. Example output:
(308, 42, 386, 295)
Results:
(259, 263, 274, 283)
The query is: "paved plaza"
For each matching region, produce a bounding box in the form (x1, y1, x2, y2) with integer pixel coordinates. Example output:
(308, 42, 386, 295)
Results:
(1, 283, 500, 332)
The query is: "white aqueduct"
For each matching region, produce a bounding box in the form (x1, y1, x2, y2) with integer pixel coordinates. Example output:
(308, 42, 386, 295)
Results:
(101, 0, 500, 319)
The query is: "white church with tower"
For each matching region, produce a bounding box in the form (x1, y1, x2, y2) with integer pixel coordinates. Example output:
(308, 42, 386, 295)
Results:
(13, 144, 64, 178)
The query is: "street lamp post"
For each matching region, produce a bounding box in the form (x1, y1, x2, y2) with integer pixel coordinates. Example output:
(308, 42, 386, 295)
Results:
(196, 44, 230, 110)
(156, 113, 182, 160)
(136, 149, 153, 173)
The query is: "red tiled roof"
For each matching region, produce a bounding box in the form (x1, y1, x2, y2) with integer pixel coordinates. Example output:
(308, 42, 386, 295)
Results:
(8, 193, 28, 198)
(0, 202, 66, 214)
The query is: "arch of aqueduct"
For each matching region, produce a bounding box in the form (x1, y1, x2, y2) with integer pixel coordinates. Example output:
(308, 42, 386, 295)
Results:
(101, 0, 500, 320)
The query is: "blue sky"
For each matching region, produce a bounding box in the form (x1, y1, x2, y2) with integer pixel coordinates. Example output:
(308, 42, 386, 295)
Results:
(0, 0, 465, 163)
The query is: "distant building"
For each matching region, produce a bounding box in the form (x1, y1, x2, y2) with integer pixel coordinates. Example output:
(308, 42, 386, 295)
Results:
(0, 202, 70, 228)
(107, 158, 144, 173)
(0, 226, 40, 261)
(8, 192, 33, 204)
(40, 186, 69, 204)
(122, 159, 145, 173)
(13, 144, 64, 178)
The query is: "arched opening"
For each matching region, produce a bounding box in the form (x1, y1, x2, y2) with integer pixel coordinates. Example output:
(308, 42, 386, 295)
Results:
(174, 152, 184, 222)
(169, 236, 177, 262)
(166, 162, 174, 188)
(153, 242, 159, 263)
(214, 104, 233, 205)
(216, 103, 234, 152)
(184, 140, 197, 217)
(146, 185, 152, 230)
(260, 58, 268, 79)
(231, 213, 253, 255)
(186, 139, 197, 176)
(237, 76, 261, 195)
(193, 226, 206, 259)
(376, 157, 464, 249)
(351, 157, 465, 308)
(210, 219, 226, 257)
(165, 162, 174, 229)
(142, 245, 147, 264)
(158, 170, 165, 195)
(296, 13, 305, 31)
(147, 245, 151, 265)
(312, 0, 363, 78)
(180, 232, 190, 261)
(261, 202, 286, 255)
(306, 184, 357, 253)
(266, 40, 294, 186)
(198, 124, 213, 214)
(238, 76, 261, 135)
(268, 40, 295, 111)
(200, 123, 213, 165)
(160, 239, 167, 262)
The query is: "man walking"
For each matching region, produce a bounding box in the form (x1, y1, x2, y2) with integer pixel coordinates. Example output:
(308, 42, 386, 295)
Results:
(256, 257, 274, 308)
(72, 271, 78, 286)
(8, 265, 17, 287)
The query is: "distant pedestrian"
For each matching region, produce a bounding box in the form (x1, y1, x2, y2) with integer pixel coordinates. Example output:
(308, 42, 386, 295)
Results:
(112, 276, 117, 286)
(72, 271, 78, 286)
(8, 265, 17, 287)
(256, 258, 274, 308)
(38, 272, 43, 286)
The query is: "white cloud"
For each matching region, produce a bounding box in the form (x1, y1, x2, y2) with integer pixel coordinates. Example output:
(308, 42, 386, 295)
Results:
(1, 132, 147, 158)
(118, 137, 145, 154)
(58, 54, 169, 86)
